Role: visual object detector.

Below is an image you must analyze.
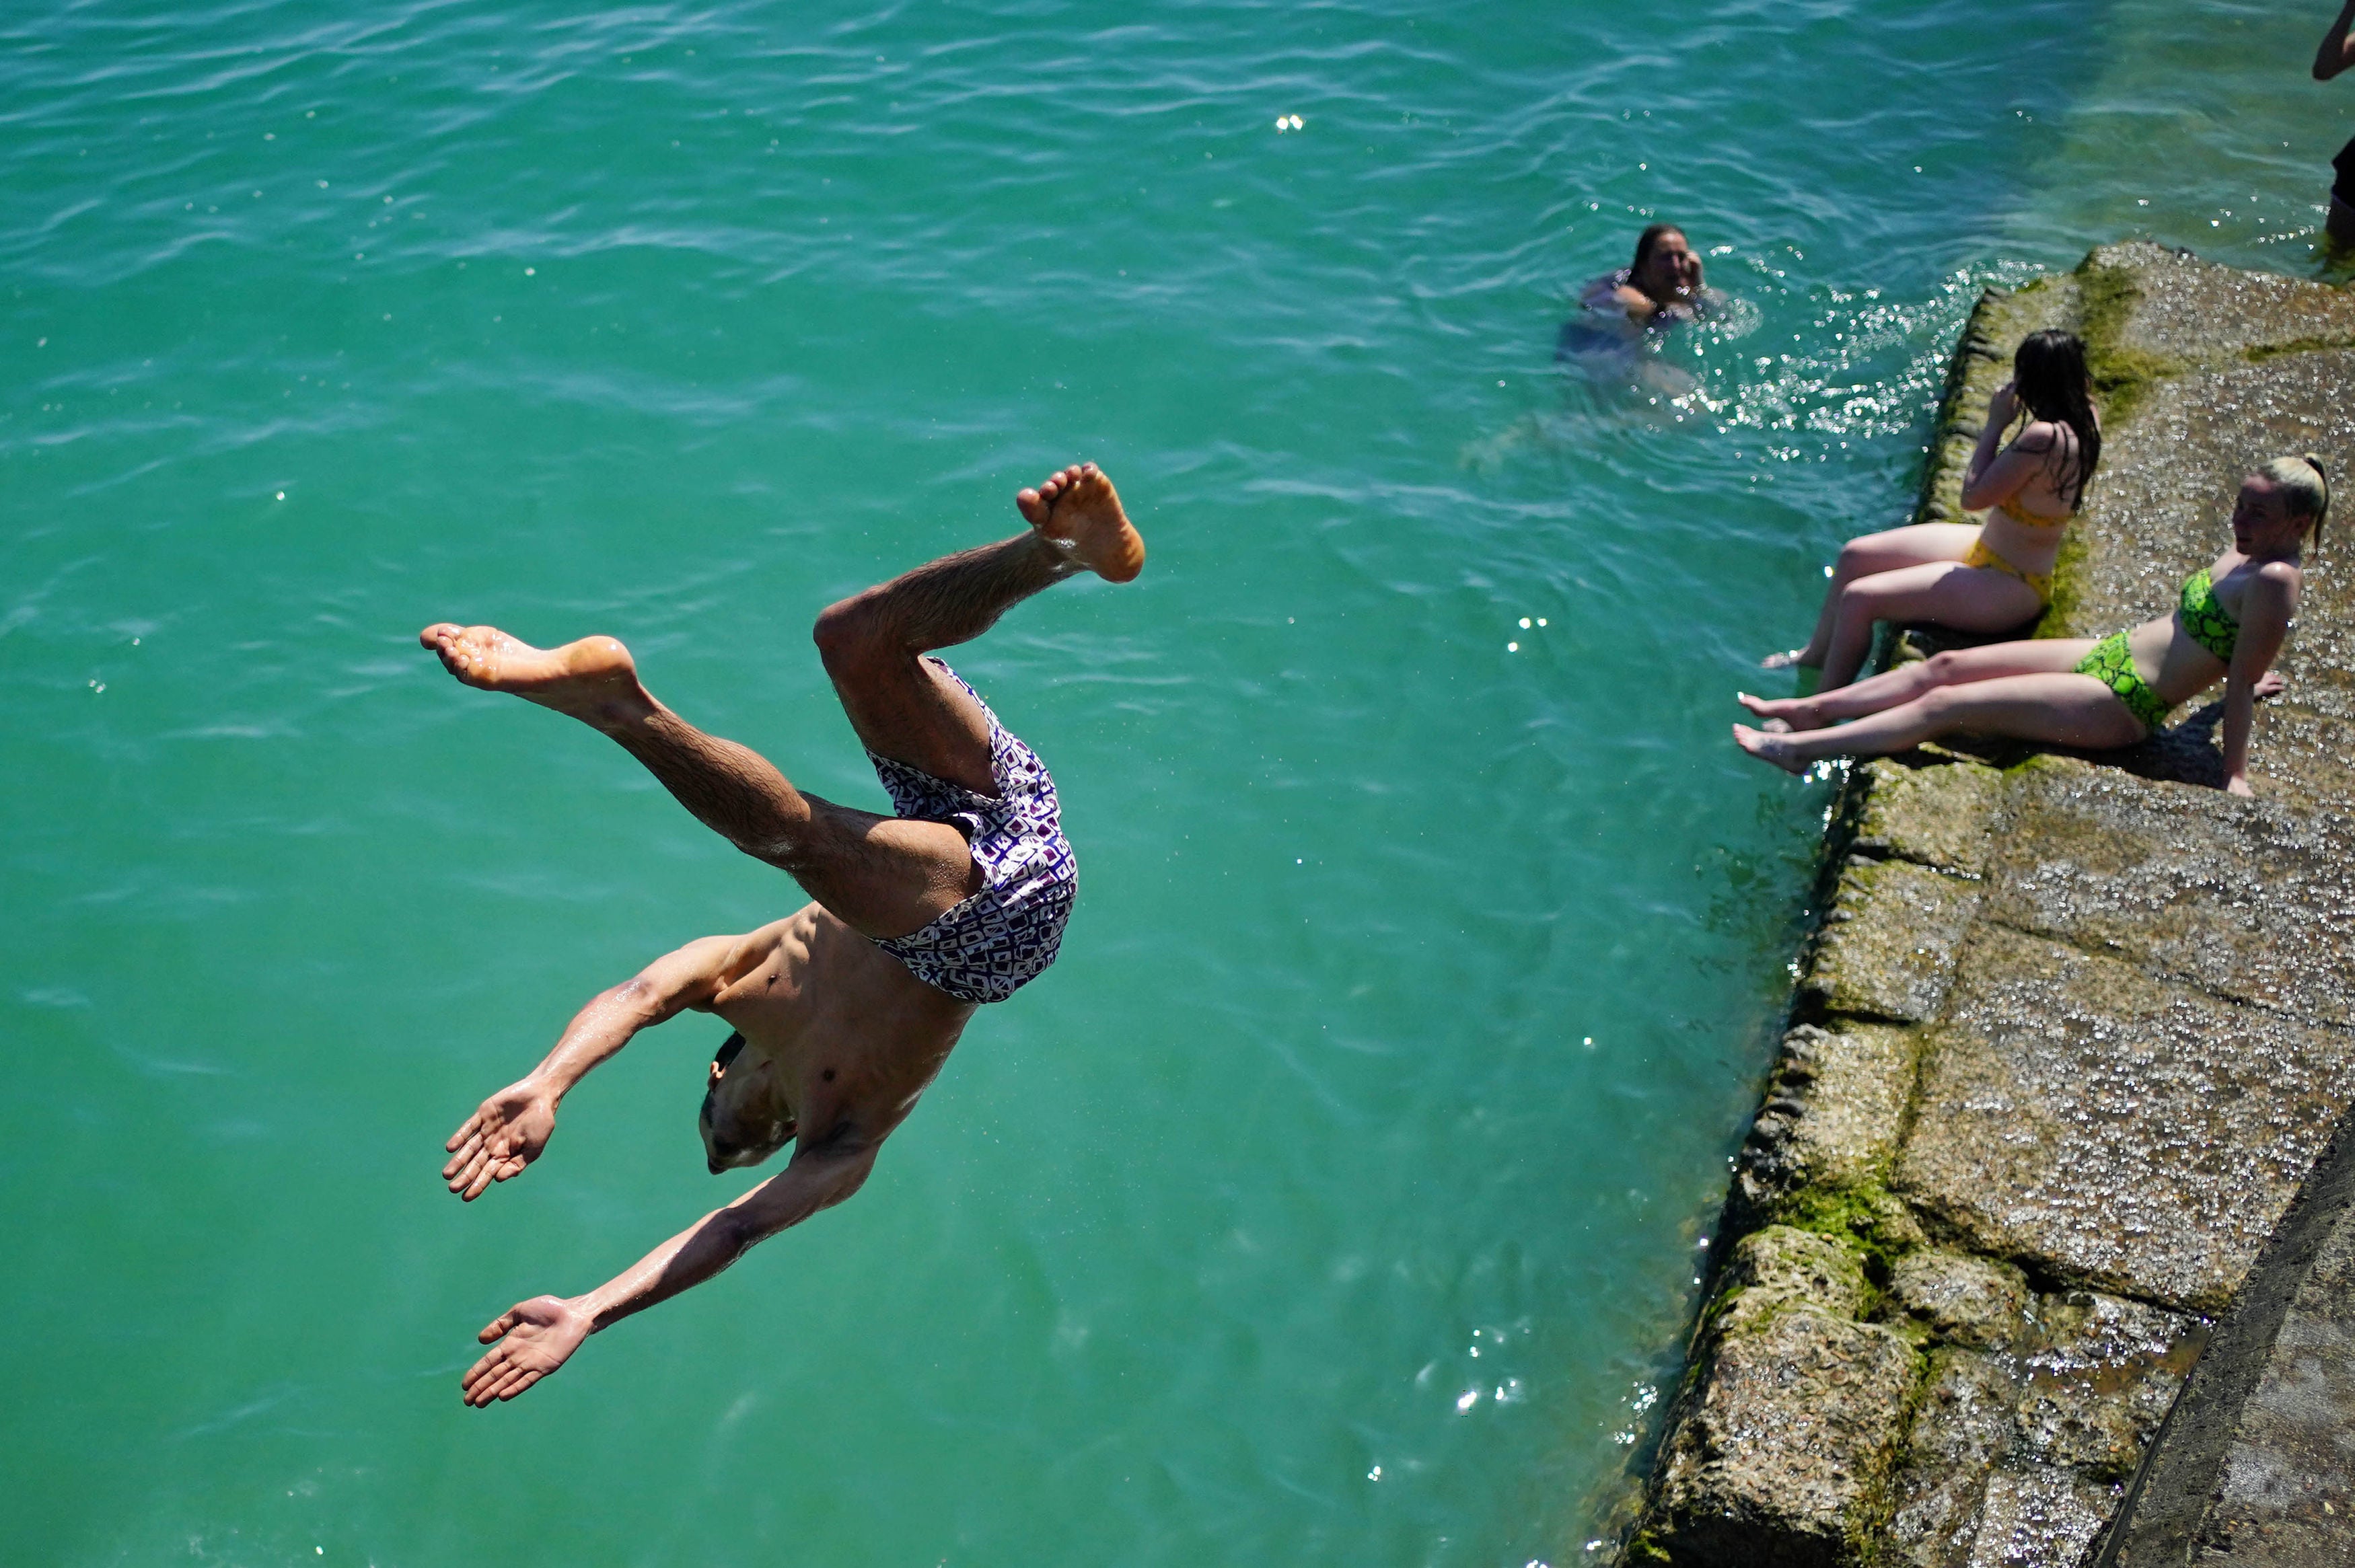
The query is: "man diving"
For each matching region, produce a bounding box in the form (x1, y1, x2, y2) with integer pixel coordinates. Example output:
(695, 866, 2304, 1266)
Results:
(422, 462, 1145, 1407)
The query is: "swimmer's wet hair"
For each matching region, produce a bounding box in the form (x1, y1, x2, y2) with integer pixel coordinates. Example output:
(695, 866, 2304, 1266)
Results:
(2012, 330, 2101, 509)
(2259, 454, 2331, 552)
(1631, 222, 1685, 276)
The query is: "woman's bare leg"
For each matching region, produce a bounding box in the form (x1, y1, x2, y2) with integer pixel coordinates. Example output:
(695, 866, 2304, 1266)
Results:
(1764, 523, 1981, 669)
(1740, 638, 2095, 731)
(1815, 561, 2051, 691)
(1733, 671, 2146, 774)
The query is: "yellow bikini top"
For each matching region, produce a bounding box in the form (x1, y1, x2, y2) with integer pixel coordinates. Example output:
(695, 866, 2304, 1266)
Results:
(1995, 496, 2073, 529)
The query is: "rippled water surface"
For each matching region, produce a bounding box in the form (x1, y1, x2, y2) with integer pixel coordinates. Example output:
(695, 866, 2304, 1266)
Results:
(5, 3, 2344, 1564)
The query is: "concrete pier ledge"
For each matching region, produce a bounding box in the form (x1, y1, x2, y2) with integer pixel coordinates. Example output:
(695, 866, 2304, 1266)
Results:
(1614, 244, 2355, 1568)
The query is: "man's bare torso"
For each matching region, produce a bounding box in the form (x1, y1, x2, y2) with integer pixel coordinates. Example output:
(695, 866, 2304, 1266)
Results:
(696, 905, 976, 1172)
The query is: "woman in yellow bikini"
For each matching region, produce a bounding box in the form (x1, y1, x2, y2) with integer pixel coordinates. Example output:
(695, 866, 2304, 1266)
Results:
(1732, 457, 2325, 798)
(1762, 330, 2101, 692)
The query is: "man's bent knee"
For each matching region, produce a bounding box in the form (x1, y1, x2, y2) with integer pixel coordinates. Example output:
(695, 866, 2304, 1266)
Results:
(813, 596, 898, 678)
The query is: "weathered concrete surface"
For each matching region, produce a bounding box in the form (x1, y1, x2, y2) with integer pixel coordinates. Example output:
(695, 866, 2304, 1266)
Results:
(1979, 761, 2355, 1031)
(2095, 1101, 2355, 1567)
(1803, 857, 1981, 1024)
(1646, 1229, 1920, 1568)
(1616, 245, 2355, 1566)
(1897, 922, 2355, 1313)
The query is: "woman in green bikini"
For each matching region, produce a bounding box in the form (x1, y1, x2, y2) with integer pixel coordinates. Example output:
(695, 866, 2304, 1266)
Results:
(1733, 457, 2328, 798)
(1761, 330, 2101, 692)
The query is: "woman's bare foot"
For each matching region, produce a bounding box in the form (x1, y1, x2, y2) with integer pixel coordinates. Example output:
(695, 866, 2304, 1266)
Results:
(1017, 462, 1147, 583)
(1735, 690, 1825, 733)
(1733, 723, 1809, 775)
(419, 624, 650, 725)
(1760, 648, 1819, 671)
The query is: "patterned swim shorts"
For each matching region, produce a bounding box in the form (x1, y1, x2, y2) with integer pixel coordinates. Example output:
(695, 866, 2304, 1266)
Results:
(867, 659, 1077, 1004)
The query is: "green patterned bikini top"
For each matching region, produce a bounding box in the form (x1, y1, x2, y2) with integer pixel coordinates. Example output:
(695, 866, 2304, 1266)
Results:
(2178, 569, 2239, 662)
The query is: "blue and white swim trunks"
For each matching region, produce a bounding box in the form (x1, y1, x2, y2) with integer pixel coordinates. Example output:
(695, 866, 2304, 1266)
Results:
(867, 660, 1077, 1005)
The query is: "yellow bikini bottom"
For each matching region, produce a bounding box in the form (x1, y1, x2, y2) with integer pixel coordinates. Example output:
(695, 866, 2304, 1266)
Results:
(1963, 535, 2052, 607)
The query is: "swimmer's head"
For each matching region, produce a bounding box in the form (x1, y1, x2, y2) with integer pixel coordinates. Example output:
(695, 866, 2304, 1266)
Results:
(2239, 456, 2331, 555)
(698, 1031, 796, 1173)
(2011, 330, 2101, 509)
(1630, 223, 1702, 301)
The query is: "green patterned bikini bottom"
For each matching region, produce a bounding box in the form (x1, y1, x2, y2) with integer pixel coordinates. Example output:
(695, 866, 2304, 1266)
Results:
(2072, 633, 2171, 731)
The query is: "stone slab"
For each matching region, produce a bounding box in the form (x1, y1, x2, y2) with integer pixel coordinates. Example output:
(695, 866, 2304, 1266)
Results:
(1895, 925, 2355, 1312)
(1648, 1306, 1920, 1568)
(1980, 757, 2355, 1030)
(2089, 241, 2355, 370)
(1713, 1226, 1872, 1337)
(1961, 1466, 2117, 1568)
(1889, 1253, 2030, 1352)
(1889, 1350, 2019, 1568)
(1850, 758, 2004, 878)
(1725, 1022, 1920, 1236)
(2098, 1103, 2355, 1566)
(1804, 857, 1981, 1024)
(2012, 1290, 2201, 1481)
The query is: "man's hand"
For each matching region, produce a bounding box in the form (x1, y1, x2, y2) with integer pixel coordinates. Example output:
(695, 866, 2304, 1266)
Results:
(443, 1080, 558, 1200)
(462, 1295, 591, 1406)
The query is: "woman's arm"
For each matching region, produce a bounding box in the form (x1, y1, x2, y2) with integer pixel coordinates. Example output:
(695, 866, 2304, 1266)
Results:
(2316, 0, 2355, 81)
(1959, 384, 2063, 511)
(1609, 283, 1661, 322)
(2219, 564, 2298, 796)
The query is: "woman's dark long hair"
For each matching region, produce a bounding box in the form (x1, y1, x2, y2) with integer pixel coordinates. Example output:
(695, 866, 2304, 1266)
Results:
(1630, 223, 1684, 278)
(2012, 329, 2101, 509)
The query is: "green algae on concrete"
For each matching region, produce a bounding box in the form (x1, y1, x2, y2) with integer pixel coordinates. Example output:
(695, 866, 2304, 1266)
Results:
(1845, 757, 2003, 878)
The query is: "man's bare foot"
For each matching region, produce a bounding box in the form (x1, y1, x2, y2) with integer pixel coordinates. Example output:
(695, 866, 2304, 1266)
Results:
(1017, 462, 1147, 583)
(1733, 723, 1809, 776)
(1760, 648, 1819, 671)
(419, 624, 649, 724)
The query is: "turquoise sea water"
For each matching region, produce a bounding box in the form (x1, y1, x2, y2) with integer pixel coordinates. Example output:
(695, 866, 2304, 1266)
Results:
(4, 3, 2345, 1564)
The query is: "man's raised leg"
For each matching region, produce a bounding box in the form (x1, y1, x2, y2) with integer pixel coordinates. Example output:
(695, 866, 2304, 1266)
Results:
(811, 462, 1145, 794)
(417, 463, 1143, 940)
(416, 624, 979, 940)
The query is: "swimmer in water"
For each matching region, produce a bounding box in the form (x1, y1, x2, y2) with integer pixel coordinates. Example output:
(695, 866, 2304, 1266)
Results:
(422, 463, 1145, 1406)
(1760, 330, 2101, 691)
(1558, 223, 1716, 360)
(1733, 457, 2325, 798)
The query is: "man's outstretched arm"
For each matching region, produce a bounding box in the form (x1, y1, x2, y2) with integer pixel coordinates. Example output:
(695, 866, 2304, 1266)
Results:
(458, 1133, 879, 1406)
(442, 933, 751, 1200)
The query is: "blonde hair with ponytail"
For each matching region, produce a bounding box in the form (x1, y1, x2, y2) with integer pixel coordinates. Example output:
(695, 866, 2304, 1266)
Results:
(2258, 454, 2331, 552)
